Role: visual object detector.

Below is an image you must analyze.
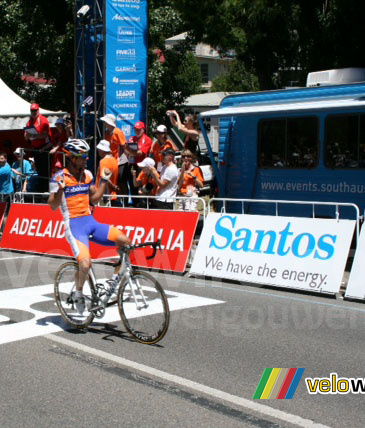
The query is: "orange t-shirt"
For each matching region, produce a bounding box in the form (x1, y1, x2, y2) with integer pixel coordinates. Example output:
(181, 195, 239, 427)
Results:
(105, 127, 126, 161)
(96, 156, 118, 197)
(150, 140, 177, 169)
(136, 170, 157, 195)
(179, 166, 204, 195)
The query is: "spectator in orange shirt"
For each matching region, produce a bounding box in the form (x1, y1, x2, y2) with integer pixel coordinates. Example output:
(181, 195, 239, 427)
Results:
(100, 114, 128, 199)
(95, 139, 119, 205)
(177, 149, 204, 211)
(131, 157, 157, 208)
(150, 124, 177, 172)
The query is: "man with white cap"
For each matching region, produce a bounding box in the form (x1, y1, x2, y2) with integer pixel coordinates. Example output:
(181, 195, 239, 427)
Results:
(150, 124, 177, 172)
(100, 113, 128, 199)
(95, 139, 119, 204)
(131, 157, 157, 207)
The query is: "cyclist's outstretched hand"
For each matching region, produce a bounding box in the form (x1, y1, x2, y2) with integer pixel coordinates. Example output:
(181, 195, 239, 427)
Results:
(101, 167, 112, 181)
(56, 176, 65, 189)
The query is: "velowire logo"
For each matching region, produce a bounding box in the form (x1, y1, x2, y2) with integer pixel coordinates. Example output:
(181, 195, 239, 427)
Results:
(253, 368, 305, 399)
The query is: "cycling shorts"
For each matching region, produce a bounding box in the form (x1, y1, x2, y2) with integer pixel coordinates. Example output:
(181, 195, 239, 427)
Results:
(65, 215, 122, 261)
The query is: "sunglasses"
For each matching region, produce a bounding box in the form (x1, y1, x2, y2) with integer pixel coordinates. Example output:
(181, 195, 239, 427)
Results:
(74, 152, 89, 159)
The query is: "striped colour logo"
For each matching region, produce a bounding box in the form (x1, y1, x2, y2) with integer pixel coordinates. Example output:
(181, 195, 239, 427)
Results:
(253, 368, 305, 399)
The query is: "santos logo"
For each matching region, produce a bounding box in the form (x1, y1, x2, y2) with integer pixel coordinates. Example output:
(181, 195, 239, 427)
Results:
(209, 215, 336, 260)
(306, 373, 365, 394)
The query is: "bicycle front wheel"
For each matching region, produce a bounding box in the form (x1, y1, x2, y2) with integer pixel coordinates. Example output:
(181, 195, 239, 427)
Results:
(117, 270, 170, 344)
(54, 262, 96, 329)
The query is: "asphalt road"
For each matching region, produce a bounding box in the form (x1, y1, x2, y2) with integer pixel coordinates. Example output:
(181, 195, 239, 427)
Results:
(0, 250, 365, 428)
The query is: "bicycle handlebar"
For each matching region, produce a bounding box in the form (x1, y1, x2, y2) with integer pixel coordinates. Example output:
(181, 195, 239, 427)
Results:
(113, 239, 162, 267)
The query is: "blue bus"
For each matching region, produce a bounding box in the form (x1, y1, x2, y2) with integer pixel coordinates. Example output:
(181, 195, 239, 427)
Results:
(199, 76, 365, 218)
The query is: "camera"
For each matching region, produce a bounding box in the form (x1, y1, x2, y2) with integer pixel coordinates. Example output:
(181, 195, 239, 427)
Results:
(77, 5, 90, 18)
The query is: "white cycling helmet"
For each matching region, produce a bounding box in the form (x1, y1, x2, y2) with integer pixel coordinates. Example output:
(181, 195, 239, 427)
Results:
(64, 139, 90, 157)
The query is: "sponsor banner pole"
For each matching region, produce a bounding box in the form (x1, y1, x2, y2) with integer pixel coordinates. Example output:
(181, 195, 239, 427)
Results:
(105, 0, 148, 138)
(345, 225, 365, 300)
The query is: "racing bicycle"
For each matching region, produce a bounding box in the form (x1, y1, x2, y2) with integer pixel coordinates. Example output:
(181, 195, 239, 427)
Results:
(54, 240, 170, 344)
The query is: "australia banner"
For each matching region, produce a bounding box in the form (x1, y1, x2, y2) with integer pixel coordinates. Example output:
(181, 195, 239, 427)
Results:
(105, 0, 148, 138)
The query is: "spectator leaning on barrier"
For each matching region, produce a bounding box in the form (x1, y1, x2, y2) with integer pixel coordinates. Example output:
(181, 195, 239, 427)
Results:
(100, 114, 129, 199)
(95, 139, 119, 205)
(131, 157, 157, 208)
(148, 148, 178, 210)
(24, 103, 53, 193)
(11, 148, 33, 192)
(177, 149, 204, 212)
(150, 124, 177, 173)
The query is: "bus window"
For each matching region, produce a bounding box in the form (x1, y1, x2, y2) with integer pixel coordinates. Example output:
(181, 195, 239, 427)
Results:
(258, 117, 318, 168)
(325, 115, 360, 168)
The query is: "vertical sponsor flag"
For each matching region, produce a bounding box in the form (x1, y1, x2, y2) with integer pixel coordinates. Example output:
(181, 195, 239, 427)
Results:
(253, 368, 305, 399)
(105, 0, 148, 137)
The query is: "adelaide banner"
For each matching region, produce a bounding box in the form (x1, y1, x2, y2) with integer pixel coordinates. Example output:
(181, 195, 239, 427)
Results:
(0, 204, 199, 272)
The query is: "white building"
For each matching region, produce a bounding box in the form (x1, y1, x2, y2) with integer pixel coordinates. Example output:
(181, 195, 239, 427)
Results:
(165, 32, 233, 91)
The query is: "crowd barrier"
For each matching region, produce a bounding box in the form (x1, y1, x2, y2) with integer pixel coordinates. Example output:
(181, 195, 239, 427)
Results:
(2, 194, 365, 301)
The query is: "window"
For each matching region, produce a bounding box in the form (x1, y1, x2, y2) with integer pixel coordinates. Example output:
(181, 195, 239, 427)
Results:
(325, 114, 365, 168)
(200, 64, 209, 84)
(258, 117, 318, 168)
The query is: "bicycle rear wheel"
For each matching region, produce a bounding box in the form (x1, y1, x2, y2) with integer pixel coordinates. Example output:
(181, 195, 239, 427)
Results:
(54, 262, 96, 329)
(117, 270, 170, 344)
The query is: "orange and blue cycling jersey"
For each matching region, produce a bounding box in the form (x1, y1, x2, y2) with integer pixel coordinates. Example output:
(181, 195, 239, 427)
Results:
(50, 168, 122, 261)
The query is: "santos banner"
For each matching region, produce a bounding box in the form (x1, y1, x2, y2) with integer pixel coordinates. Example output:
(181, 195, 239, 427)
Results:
(0, 204, 199, 272)
(105, 0, 148, 138)
(190, 214, 355, 293)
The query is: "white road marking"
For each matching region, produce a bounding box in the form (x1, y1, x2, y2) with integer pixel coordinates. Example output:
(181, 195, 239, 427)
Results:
(0, 282, 224, 345)
(0, 255, 39, 261)
(46, 333, 330, 428)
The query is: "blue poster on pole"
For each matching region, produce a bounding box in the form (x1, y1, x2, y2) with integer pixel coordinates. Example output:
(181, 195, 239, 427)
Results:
(105, 0, 148, 138)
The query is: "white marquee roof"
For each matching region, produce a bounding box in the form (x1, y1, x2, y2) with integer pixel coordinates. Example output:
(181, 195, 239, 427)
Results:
(0, 78, 65, 130)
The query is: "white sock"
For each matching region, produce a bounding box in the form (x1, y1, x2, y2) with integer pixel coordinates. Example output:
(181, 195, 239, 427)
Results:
(75, 290, 83, 298)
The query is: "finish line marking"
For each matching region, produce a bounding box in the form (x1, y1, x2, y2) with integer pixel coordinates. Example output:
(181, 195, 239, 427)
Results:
(0, 282, 223, 345)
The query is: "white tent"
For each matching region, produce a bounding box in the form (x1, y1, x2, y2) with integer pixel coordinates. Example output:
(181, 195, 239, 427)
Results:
(0, 78, 65, 130)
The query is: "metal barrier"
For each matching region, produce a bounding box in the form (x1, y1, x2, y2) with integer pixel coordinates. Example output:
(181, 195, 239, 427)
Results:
(11, 192, 207, 220)
(208, 197, 361, 243)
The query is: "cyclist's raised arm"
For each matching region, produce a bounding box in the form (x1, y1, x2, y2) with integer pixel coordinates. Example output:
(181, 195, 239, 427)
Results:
(48, 175, 64, 211)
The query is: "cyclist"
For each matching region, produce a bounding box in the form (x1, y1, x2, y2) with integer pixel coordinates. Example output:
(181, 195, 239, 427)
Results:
(48, 139, 131, 314)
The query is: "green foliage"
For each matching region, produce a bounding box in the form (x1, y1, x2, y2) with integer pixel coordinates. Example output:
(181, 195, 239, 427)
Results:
(211, 61, 259, 92)
(173, 0, 365, 89)
(148, 45, 202, 131)
(147, 3, 202, 130)
(0, 0, 74, 111)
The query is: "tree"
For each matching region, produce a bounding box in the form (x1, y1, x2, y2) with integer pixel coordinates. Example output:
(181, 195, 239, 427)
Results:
(0, 0, 74, 111)
(211, 60, 259, 92)
(173, 0, 365, 89)
(148, 2, 202, 129)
